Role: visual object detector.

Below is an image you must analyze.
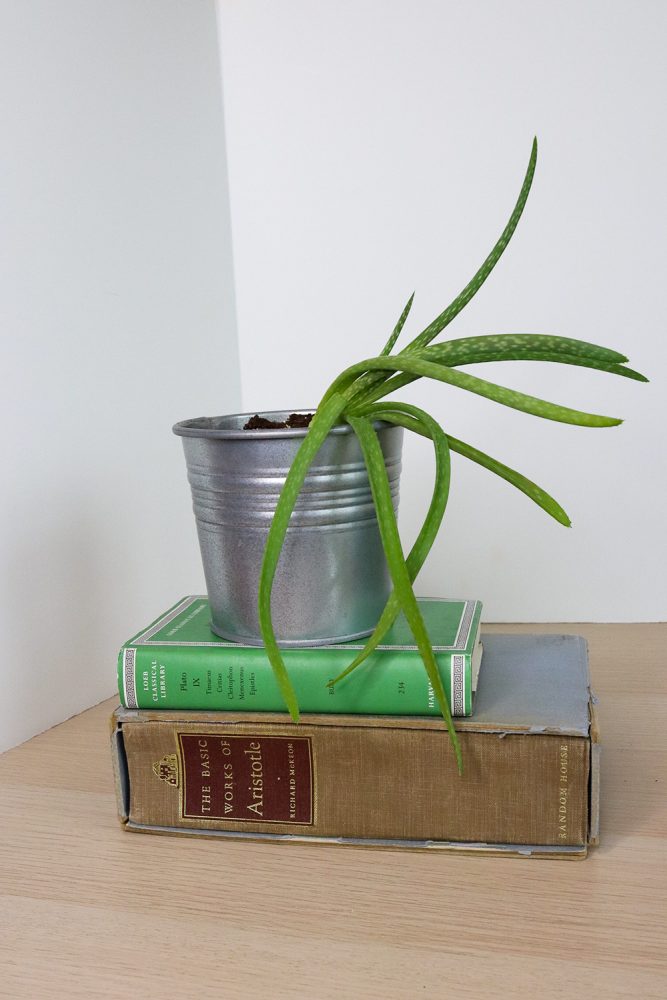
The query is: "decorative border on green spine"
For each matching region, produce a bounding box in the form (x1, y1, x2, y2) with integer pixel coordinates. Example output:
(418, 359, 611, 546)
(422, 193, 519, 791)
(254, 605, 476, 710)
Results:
(451, 654, 466, 716)
(130, 596, 480, 652)
(123, 649, 138, 709)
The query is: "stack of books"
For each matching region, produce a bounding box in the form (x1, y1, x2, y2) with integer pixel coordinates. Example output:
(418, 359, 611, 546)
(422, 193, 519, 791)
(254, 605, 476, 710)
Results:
(111, 596, 599, 857)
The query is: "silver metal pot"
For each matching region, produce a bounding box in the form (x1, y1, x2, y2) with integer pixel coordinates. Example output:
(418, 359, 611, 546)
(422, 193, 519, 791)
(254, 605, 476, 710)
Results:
(174, 410, 403, 646)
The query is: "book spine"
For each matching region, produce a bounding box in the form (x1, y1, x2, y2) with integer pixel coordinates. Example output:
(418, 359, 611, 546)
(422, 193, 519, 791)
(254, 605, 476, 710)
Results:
(113, 712, 591, 848)
(118, 642, 473, 717)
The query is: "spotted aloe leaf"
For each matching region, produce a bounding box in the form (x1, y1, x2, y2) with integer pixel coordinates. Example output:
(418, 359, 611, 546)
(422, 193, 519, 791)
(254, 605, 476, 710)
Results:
(347, 414, 462, 772)
(330, 401, 451, 685)
(257, 393, 347, 721)
(380, 292, 415, 356)
(329, 353, 623, 427)
(404, 137, 538, 354)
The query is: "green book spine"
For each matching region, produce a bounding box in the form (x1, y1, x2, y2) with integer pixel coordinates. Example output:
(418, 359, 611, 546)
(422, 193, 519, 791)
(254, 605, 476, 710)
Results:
(118, 596, 483, 717)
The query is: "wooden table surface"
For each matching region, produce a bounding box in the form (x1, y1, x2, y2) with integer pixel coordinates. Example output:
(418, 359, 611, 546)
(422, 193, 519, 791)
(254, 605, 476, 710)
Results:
(0, 623, 665, 999)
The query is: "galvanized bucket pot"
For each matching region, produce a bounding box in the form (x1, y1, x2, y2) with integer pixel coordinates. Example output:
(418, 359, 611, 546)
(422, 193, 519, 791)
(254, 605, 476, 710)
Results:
(173, 411, 403, 646)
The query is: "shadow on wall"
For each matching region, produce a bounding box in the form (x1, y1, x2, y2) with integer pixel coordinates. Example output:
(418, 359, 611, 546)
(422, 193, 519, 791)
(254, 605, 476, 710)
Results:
(2, 491, 119, 753)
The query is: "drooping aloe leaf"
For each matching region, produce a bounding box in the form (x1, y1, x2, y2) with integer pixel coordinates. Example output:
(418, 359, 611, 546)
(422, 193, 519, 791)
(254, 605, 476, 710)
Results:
(352, 335, 645, 407)
(380, 292, 415, 356)
(355, 356, 645, 410)
(423, 333, 630, 365)
(383, 356, 623, 425)
(447, 352, 648, 381)
(347, 414, 462, 772)
(332, 402, 571, 694)
(424, 338, 646, 381)
(330, 402, 451, 686)
(445, 433, 571, 526)
(329, 355, 623, 427)
(257, 392, 347, 720)
(354, 407, 570, 525)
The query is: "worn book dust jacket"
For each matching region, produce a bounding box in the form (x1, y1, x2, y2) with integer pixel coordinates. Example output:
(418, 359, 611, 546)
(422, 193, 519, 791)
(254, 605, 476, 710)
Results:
(111, 634, 600, 859)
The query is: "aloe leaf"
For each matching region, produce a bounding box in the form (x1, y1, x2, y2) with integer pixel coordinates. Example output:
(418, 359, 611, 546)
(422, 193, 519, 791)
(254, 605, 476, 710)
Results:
(359, 410, 570, 524)
(353, 336, 643, 407)
(258, 393, 347, 720)
(423, 333, 630, 365)
(452, 353, 647, 381)
(354, 406, 570, 526)
(332, 355, 622, 427)
(403, 137, 538, 354)
(391, 357, 623, 425)
(380, 292, 415, 356)
(340, 138, 538, 405)
(347, 415, 462, 772)
(447, 434, 571, 526)
(325, 402, 570, 698)
(422, 338, 647, 381)
(356, 357, 644, 409)
(603, 364, 648, 382)
(330, 402, 451, 685)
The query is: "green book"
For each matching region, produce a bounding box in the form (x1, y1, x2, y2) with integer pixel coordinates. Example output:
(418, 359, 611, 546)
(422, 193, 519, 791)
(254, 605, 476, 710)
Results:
(118, 596, 483, 716)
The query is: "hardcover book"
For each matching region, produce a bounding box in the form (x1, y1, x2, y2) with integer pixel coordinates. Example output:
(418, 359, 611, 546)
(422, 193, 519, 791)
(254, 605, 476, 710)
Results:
(111, 633, 600, 859)
(118, 595, 483, 717)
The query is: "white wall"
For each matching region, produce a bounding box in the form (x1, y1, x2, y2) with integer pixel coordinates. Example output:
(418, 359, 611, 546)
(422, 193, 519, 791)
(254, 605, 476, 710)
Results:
(1, 0, 241, 752)
(218, 0, 666, 622)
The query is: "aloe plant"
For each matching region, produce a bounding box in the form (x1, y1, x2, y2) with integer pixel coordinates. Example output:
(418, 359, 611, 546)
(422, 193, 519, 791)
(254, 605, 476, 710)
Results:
(257, 138, 647, 770)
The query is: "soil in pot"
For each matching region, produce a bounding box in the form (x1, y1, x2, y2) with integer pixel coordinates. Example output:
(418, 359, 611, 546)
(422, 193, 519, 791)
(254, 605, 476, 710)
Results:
(243, 412, 314, 430)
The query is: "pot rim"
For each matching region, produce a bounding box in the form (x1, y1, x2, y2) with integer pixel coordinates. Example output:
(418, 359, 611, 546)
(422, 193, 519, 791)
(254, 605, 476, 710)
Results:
(173, 409, 392, 440)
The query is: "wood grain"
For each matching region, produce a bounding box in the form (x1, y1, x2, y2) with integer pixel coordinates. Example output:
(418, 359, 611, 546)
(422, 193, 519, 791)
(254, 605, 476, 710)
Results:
(0, 623, 665, 999)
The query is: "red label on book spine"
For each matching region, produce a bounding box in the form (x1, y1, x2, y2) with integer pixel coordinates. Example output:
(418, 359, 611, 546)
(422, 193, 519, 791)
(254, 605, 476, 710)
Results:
(178, 733, 313, 824)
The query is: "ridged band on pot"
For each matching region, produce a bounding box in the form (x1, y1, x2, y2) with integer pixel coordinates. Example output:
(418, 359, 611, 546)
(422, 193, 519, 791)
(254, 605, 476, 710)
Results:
(174, 410, 403, 646)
